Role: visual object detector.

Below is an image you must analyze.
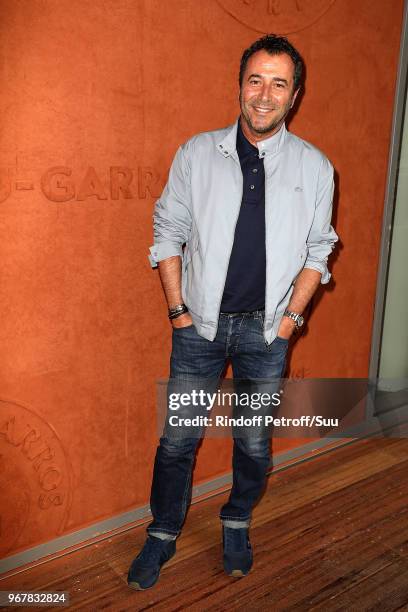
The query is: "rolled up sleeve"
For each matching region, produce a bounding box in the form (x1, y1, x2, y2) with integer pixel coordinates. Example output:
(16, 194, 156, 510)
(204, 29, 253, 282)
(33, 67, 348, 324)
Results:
(148, 144, 192, 268)
(304, 157, 338, 284)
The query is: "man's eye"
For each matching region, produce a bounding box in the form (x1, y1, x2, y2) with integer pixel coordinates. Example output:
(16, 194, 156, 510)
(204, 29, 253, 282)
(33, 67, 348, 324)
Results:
(250, 79, 261, 85)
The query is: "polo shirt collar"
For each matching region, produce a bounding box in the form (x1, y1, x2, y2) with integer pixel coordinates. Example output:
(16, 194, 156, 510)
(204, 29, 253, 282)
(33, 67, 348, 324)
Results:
(217, 118, 287, 158)
(236, 119, 258, 157)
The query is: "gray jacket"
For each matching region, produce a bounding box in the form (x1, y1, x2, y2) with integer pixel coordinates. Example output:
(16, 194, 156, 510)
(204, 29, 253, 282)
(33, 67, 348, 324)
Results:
(149, 120, 338, 344)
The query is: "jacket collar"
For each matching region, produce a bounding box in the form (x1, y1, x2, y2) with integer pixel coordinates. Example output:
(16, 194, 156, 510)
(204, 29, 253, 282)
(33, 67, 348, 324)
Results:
(216, 118, 287, 158)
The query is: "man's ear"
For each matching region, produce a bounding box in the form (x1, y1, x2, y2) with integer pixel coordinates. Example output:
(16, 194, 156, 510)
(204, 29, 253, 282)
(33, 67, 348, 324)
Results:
(291, 88, 300, 109)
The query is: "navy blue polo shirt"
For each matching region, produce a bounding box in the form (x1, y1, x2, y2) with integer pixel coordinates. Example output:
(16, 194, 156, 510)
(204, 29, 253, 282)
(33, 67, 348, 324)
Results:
(220, 121, 266, 313)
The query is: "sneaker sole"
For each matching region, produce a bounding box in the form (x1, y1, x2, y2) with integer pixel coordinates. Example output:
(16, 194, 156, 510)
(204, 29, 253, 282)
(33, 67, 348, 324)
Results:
(229, 569, 249, 578)
(128, 581, 151, 591)
(128, 581, 143, 590)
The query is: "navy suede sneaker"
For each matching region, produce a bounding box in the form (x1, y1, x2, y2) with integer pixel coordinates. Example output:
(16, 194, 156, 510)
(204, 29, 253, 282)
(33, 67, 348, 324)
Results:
(127, 535, 176, 590)
(223, 526, 253, 577)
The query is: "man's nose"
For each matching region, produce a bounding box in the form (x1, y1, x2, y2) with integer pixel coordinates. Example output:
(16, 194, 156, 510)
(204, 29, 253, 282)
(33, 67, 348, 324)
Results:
(259, 82, 274, 102)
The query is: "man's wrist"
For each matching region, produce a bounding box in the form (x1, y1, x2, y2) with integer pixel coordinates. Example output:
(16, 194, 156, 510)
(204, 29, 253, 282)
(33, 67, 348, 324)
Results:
(171, 312, 193, 329)
(168, 303, 189, 320)
(283, 309, 304, 329)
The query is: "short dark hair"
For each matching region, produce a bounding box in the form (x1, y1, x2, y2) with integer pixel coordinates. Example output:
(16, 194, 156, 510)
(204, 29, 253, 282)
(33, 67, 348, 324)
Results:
(239, 34, 304, 91)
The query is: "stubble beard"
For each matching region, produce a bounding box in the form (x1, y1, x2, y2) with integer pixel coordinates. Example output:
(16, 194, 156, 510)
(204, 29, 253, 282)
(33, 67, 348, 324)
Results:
(243, 112, 283, 135)
(240, 96, 293, 137)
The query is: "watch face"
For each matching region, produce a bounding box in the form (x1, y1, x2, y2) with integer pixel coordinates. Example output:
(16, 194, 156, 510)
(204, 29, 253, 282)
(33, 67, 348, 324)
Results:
(297, 316, 304, 327)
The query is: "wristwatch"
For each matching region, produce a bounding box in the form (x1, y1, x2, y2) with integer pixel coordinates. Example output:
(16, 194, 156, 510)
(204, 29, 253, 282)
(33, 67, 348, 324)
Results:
(284, 309, 304, 328)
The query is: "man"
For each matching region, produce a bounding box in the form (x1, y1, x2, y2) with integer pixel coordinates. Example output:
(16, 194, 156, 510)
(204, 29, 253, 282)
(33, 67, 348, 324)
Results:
(128, 34, 338, 590)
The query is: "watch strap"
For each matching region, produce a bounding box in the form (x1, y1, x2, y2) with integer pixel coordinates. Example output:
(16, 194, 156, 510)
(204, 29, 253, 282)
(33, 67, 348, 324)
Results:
(284, 309, 303, 327)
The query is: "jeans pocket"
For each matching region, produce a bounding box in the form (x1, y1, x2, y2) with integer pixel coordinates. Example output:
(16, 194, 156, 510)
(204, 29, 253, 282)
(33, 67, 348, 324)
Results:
(275, 336, 289, 345)
(264, 335, 289, 354)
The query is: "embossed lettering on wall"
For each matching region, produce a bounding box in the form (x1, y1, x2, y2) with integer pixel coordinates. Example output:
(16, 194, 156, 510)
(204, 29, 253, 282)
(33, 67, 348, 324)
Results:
(0, 401, 73, 556)
(0, 166, 165, 203)
(217, 0, 336, 34)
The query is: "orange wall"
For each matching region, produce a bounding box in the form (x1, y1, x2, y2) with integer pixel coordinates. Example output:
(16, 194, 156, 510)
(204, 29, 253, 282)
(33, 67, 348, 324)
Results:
(0, 0, 404, 559)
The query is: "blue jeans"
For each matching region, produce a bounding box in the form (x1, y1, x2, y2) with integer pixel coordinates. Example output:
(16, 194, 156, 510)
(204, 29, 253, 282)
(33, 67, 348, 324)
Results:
(147, 311, 288, 538)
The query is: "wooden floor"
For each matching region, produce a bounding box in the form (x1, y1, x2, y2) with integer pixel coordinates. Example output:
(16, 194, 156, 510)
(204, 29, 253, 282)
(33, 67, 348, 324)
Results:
(2, 437, 408, 611)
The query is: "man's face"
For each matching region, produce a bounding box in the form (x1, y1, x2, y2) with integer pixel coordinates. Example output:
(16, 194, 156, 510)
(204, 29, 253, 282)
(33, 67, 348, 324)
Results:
(240, 50, 299, 139)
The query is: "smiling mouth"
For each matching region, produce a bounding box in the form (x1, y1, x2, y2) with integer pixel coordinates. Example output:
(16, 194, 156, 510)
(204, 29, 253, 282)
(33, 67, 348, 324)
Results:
(252, 106, 274, 113)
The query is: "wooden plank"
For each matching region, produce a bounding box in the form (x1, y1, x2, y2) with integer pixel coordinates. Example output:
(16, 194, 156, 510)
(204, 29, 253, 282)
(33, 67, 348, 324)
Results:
(1, 439, 407, 611)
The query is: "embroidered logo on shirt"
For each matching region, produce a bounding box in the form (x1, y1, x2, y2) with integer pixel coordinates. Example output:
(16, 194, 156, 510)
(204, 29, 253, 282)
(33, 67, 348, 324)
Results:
(295, 186, 303, 192)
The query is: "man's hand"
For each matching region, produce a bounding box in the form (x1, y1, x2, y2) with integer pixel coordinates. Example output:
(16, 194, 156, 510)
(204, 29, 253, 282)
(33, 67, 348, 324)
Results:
(171, 312, 193, 329)
(276, 268, 322, 340)
(277, 316, 296, 340)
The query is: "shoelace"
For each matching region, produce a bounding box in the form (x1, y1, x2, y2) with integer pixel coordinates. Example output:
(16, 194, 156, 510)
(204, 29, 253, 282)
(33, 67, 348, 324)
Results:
(137, 537, 170, 564)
